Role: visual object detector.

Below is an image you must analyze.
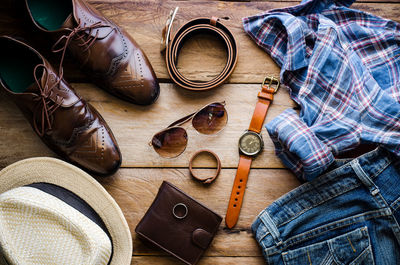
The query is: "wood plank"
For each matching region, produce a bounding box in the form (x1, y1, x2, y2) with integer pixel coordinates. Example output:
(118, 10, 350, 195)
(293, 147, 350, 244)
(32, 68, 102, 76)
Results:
(0, 83, 297, 168)
(131, 256, 265, 265)
(78, 1, 400, 84)
(0, 1, 399, 83)
(186, 0, 400, 3)
(98, 167, 300, 257)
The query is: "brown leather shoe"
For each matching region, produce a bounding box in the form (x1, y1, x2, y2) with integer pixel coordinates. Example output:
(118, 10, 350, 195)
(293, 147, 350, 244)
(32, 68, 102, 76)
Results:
(24, 0, 160, 105)
(0, 36, 122, 175)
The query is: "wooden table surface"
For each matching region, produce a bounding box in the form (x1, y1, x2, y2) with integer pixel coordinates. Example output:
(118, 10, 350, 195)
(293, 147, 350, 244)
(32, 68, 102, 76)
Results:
(0, 0, 399, 264)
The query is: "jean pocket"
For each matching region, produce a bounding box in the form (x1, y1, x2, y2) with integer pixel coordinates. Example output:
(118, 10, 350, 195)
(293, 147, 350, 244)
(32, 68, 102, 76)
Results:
(282, 226, 374, 265)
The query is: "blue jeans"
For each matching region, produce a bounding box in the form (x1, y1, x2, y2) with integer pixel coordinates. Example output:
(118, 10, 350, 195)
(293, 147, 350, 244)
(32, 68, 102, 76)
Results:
(252, 148, 400, 264)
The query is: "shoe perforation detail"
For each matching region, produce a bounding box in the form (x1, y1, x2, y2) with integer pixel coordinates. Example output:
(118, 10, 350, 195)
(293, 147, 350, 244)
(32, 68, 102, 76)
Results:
(73, 127, 106, 161)
(51, 119, 95, 147)
(105, 28, 129, 78)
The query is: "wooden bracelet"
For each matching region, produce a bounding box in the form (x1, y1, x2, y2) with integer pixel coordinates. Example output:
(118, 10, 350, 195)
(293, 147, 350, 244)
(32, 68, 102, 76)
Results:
(189, 150, 221, 184)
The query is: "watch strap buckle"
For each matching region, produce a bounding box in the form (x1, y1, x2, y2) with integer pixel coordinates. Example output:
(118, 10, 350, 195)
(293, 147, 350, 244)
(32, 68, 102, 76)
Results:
(262, 76, 280, 94)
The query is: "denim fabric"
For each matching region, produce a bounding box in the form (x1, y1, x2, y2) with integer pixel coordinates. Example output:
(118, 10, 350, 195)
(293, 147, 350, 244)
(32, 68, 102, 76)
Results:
(243, 0, 400, 181)
(252, 148, 400, 264)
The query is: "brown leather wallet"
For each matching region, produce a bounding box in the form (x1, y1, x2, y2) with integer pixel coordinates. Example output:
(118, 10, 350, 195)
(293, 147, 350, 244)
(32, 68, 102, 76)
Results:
(162, 8, 238, 91)
(135, 181, 222, 265)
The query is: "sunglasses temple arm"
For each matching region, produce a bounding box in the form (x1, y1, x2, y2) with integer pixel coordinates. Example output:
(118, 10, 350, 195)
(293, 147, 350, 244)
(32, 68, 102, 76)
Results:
(167, 112, 197, 128)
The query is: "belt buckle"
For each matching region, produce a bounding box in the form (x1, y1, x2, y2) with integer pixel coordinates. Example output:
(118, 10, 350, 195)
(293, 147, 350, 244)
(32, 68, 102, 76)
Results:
(160, 7, 179, 52)
(262, 76, 280, 93)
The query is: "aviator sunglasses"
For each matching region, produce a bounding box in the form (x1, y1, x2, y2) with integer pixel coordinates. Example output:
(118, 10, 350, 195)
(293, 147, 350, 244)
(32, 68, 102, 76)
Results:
(150, 102, 228, 158)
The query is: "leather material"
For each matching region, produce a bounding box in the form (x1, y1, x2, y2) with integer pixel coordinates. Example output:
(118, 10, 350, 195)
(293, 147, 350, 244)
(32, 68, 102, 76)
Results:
(165, 17, 237, 91)
(192, 229, 213, 250)
(225, 155, 252, 229)
(225, 84, 276, 229)
(135, 181, 222, 265)
(0, 36, 122, 176)
(249, 86, 275, 133)
(25, 0, 160, 105)
(189, 150, 221, 184)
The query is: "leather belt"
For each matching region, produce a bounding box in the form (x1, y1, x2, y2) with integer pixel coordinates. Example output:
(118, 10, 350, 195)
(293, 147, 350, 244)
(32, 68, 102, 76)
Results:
(162, 7, 238, 91)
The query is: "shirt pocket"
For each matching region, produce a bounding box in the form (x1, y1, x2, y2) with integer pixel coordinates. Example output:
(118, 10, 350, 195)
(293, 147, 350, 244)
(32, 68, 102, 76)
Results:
(282, 226, 374, 265)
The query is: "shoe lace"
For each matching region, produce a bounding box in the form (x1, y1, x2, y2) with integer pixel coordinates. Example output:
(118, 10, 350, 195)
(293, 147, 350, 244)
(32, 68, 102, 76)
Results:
(34, 19, 110, 137)
(32, 64, 64, 137)
(51, 19, 111, 76)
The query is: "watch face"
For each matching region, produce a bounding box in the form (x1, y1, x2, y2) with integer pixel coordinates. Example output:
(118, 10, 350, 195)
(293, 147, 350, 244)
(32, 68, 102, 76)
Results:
(239, 132, 263, 156)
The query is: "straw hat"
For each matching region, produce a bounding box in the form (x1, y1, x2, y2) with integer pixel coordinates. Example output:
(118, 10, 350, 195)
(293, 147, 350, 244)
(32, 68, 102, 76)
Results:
(0, 157, 132, 265)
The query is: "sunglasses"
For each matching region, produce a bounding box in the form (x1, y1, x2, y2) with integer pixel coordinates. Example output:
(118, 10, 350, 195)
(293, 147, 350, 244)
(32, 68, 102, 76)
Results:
(150, 101, 228, 158)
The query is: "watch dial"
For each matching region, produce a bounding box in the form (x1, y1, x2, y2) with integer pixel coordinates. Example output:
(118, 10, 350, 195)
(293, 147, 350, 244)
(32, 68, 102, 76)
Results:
(240, 133, 262, 155)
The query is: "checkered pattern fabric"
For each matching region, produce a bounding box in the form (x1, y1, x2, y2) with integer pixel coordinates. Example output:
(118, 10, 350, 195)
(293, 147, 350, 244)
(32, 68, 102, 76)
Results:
(243, 0, 400, 181)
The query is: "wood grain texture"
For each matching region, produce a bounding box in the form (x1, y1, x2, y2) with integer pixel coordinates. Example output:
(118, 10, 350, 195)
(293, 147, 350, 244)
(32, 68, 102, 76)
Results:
(98, 167, 300, 257)
(72, 1, 400, 83)
(0, 1, 399, 83)
(0, 83, 297, 168)
(0, 1, 396, 264)
(131, 257, 265, 265)
(184, 0, 400, 3)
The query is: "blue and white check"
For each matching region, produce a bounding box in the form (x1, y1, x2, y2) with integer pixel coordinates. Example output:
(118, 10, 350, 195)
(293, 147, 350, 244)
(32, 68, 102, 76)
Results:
(243, 0, 400, 181)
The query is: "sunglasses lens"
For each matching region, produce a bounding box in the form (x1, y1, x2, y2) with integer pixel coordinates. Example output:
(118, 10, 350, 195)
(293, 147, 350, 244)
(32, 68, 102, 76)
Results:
(192, 103, 227, 135)
(152, 127, 188, 158)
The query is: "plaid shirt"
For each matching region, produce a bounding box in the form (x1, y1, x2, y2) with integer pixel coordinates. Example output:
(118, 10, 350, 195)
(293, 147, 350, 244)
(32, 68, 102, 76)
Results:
(243, 0, 400, 181)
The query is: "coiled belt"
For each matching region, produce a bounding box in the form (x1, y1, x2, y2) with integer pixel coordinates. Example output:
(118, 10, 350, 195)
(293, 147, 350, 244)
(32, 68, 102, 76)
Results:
(162, 8, 238, 91)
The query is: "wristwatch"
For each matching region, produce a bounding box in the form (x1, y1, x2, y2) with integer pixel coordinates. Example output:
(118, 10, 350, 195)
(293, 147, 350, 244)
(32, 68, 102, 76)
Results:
(225, 76, 280, 229)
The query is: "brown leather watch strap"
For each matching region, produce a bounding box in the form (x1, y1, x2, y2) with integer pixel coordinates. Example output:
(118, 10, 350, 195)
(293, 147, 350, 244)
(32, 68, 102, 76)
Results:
(164, 16, 238, 91)
(189, 150, 221, 184)
(225, 77, 279, 229)
(249, 86, 275, 133)
(225, 155, 252, 229)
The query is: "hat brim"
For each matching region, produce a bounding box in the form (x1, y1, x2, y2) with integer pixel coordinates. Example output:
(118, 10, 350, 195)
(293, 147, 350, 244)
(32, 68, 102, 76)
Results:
(0, 157, 132, 265)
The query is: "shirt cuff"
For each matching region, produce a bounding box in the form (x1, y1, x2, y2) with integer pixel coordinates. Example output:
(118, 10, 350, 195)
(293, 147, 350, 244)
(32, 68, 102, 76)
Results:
(266, 109, 335, 181)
